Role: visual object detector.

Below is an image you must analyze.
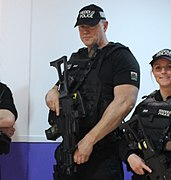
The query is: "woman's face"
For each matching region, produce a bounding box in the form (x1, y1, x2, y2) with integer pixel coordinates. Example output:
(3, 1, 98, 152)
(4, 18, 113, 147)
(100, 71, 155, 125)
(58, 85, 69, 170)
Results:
(152, 58, 171, 88)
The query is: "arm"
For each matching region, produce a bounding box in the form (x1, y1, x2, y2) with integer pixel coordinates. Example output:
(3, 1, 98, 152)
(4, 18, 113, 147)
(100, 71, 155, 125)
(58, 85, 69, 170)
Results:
(45, 85, 60, 116)
(0, 84, 17, 137)
(0, 109, 15, 127)
(127, 153, 152, 175)
(119, 132, 152, 175)
(74, 84, 138, 164)
(0, 109, 15, 137)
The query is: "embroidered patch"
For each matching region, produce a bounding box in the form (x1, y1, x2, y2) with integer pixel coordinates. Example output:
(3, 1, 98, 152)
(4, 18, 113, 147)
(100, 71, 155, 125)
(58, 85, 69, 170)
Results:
(131, 71, 138, 81)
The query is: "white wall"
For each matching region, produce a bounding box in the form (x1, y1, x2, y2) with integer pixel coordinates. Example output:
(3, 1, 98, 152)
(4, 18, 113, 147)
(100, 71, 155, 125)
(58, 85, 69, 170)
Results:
(0, 0, 171, 142)
(0, 0, 31, 141)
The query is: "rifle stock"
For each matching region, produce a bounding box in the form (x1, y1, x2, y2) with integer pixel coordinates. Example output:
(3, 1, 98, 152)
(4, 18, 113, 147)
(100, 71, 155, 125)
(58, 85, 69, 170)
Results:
(50, 56, 68, 98)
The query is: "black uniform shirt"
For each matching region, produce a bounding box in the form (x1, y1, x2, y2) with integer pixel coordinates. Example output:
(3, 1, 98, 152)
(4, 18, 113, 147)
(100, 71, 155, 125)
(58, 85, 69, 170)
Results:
(63, 43, 140, 142)
(98, 42, 140, 101)
(0, 82, 18, 120)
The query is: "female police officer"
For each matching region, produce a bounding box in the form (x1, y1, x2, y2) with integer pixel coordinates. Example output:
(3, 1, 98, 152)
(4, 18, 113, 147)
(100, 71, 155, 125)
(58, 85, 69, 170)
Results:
(120, 49, 171, 179)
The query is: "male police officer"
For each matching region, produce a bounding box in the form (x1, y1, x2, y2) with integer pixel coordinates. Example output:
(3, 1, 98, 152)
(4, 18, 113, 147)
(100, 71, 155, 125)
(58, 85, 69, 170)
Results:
(46, 4, 140, 180)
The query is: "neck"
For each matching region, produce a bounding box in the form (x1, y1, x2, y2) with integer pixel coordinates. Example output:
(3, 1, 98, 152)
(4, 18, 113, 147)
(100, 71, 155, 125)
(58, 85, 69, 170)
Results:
(160, 88, 171, 101)
(98, 38, 109, 49)
(88, 36, 109, 52)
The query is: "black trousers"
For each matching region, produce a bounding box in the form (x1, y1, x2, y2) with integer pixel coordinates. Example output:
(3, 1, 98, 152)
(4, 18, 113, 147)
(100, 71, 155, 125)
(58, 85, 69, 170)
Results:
(53, 143, 124, 180)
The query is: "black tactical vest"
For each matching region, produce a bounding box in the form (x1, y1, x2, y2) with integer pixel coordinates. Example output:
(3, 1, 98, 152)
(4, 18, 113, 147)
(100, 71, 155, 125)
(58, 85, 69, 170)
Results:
(134, 91, 171, 151)
(67, 43, 129, 137)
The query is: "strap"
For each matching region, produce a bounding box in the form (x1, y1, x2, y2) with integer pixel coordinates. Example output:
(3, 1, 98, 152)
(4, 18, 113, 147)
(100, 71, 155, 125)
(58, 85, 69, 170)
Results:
(142, 90, 158, 99)
(71, 45, 98, 93)
(105, 42, 129, 58)
(0, 87, 5, 105)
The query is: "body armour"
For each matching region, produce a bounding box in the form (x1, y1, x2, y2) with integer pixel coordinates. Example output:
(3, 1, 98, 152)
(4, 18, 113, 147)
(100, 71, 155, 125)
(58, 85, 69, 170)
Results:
(133, 91, 171, 152)
(67, 43, 129, 138)
(121, 91, 171, 179)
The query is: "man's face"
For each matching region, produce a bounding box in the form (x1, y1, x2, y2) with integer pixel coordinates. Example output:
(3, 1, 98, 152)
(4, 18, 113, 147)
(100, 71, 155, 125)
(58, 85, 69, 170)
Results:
(78, 21, 107, 48)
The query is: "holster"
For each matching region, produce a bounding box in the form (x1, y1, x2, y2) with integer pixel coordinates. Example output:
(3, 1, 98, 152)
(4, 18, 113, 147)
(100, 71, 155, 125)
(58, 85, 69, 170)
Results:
(0, 132, 11, 154)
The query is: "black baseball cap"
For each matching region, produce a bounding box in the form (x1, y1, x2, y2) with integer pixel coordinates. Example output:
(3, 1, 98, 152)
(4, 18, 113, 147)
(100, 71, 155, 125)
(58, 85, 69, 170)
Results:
(74, 4, 106, 27)
(150, 49, 171, 66)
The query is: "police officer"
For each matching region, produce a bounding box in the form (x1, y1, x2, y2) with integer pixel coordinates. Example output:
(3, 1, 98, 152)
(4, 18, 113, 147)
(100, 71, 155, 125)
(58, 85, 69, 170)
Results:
(119, 49, 171, 179)
(0, 82, 18, 154)
(45, 4, 140, 180)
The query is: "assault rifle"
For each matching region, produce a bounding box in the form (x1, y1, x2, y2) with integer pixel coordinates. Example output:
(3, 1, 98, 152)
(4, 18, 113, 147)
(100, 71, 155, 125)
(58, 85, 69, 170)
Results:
(45, 56, 86, 176)
(45, 45, 98, 177)
(120, 115, 168, 180)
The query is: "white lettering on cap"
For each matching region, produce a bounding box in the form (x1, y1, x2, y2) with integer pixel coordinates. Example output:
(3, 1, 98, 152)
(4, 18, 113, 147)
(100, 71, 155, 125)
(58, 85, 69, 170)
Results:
(156, 49, 171, 58)
(79, 10, 95, 19)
